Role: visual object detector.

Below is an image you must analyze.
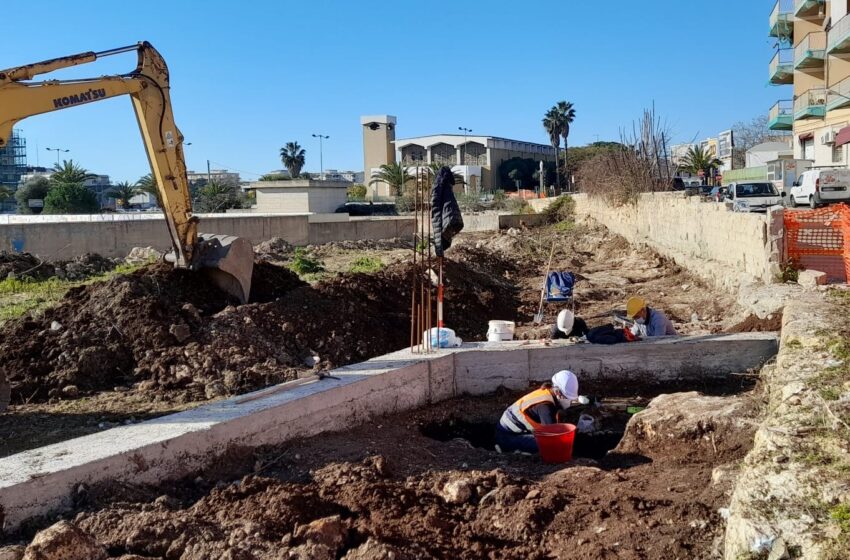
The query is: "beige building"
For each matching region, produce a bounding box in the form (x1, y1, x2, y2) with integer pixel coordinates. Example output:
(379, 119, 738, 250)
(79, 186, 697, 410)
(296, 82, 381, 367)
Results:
(246, 179, 348, 214)
(361, 114, 557, 197)
(769, 0, 850, 167)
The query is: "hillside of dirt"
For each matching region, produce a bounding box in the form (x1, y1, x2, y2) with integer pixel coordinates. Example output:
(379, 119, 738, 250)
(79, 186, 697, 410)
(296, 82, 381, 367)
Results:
(4, 385, 760, 559)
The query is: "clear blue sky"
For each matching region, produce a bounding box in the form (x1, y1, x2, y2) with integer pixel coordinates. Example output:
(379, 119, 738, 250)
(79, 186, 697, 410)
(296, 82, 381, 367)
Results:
(3, 1, 779, 182)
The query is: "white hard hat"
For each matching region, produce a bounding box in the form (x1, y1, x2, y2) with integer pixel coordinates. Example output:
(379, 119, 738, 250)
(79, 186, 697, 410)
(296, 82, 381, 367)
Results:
(556, 309, 575, 335)
(551, 370, 579, 408)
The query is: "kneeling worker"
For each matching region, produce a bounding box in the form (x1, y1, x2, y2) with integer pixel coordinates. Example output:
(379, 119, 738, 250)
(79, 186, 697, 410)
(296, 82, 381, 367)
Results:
(496, 370, 582, 454)
(550, 309, 590, 340)
(626, 296, 678, 337)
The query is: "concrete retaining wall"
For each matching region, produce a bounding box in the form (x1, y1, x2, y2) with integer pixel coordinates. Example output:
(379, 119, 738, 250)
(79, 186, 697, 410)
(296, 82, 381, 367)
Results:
(572, 193, 784, 291)
(0, 211, 543, 260)
(0, 333, 777, 533)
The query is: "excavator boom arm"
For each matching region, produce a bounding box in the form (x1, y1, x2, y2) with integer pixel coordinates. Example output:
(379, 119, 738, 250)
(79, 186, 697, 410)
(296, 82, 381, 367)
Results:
(0, 42, 197, 267)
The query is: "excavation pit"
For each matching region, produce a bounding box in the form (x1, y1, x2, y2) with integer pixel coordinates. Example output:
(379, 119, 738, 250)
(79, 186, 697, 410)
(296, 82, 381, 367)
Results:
(419, 409, 632, 461)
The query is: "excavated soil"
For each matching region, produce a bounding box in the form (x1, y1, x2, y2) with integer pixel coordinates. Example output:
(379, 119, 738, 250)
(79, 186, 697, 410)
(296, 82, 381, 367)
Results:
(0, 223, 772, 457)
(0, 256, 517, 409)
(5, 383, 759, 559)
(0, 251, 119, 281)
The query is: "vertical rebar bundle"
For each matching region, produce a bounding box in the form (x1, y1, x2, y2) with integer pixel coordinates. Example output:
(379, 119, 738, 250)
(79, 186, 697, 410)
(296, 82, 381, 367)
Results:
(409, 165, 437, 353)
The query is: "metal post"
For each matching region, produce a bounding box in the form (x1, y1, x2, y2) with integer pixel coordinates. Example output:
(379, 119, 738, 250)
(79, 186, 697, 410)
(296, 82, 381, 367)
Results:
(207, 159, 211, 184)
(312, 134, 329, 180)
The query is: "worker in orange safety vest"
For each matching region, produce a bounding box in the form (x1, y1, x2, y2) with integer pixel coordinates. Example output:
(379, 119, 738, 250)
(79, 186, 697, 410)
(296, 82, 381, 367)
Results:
(495, 370, 583, 454)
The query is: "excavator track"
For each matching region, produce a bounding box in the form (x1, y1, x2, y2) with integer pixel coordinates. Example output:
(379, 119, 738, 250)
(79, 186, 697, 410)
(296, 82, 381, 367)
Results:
(0, 373, 10, 413)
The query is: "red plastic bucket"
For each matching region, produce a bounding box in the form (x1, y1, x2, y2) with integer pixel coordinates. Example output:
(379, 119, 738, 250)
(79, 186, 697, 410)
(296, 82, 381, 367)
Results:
(533, 423, 576, 464)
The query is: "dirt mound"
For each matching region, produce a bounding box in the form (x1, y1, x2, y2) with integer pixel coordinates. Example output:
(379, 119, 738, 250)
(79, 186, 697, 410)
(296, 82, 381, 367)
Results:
(254, 237, 294, 260)
(0, 255, 518, 406)
(0, 252, 54, 280)
(725, 312, 783, 333)
(0, 252, 120, 282)
(54, 254, 121, 281)
(0, 264, 237, 403)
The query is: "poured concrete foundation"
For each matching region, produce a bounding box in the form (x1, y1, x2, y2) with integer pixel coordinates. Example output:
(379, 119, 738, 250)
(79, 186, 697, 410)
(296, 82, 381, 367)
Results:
(0, 333, 777, 533)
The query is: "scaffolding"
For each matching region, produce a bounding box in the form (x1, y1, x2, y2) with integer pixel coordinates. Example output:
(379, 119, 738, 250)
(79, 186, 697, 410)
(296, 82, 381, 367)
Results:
(0, 130, 27, 189)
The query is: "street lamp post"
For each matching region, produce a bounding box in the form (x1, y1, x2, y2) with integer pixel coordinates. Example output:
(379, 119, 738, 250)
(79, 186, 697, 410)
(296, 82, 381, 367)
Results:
(45, 147, 69, 166)
(312, 134, 329, 180)
(458, 127, 472, 195)
(457, 126, 472, 165)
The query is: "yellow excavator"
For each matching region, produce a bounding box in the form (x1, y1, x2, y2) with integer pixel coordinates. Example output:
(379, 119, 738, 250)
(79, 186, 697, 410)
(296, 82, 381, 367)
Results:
(0, 42, 254, 411)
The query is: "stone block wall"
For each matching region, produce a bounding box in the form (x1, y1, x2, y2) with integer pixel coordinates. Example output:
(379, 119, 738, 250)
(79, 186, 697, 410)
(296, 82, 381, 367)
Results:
(572, 193, 783, 290)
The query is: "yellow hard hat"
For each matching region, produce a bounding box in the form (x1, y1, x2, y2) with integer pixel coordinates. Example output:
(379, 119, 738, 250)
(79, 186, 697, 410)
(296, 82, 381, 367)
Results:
(626, 296, 646, 319)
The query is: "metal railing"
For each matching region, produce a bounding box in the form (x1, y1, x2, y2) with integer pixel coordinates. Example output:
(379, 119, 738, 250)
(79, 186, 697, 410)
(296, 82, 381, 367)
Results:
(828, 75, 850, 109)
(770, 49, 794, 77)
(770, 0, 794, 31)
(795, 0, 825, 16)
(794, 87, 827, 115)
(828, 12, 850, 52)
(770, 100, 793, 121)
(794, 31, 826, 65)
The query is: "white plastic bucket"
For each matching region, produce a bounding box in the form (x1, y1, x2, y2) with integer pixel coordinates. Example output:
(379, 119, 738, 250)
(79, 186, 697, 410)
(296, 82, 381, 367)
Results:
(487, 320, 515, 342)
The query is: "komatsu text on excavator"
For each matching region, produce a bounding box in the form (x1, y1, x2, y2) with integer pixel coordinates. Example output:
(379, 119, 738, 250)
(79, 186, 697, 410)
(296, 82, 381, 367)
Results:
(0, 42, 254, 411)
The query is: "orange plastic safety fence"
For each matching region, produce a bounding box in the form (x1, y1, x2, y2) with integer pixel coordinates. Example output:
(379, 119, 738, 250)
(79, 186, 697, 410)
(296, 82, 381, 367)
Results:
(784, 204, 850, 281)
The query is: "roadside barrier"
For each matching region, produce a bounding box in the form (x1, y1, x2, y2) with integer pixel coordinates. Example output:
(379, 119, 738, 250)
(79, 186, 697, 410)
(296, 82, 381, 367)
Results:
(784, 204, 850, 282)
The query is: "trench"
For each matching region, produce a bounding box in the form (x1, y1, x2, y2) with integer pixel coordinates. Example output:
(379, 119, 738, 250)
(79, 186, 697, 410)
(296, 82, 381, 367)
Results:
(420, 409, 632, 461)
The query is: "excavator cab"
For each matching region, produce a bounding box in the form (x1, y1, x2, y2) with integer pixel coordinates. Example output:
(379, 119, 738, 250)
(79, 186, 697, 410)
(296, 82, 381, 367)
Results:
(0, 42, 253, 303)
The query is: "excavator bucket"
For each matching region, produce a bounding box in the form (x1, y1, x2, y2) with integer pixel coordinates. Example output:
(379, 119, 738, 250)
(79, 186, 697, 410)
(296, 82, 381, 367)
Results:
(195, 233, 254, 304)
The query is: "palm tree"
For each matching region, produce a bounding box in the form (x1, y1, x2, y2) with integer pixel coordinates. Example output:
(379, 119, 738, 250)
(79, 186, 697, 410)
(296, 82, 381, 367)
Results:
(678, 145, 722, 181)
(280, 142, 306, 178)
(556, 101, 576, 190)
(136, 173, 161, 207)
(369, 162, 413, 196)
(50, 160, 95, 186)
(425, 162, 465, 187)
(0, 185, 12, 201)
(107, 181, 141, 209)
(542, 107, 562, 191)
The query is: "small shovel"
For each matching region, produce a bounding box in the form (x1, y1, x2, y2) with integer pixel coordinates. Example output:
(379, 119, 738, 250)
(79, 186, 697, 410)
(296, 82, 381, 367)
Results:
(533, 242, 556, 324)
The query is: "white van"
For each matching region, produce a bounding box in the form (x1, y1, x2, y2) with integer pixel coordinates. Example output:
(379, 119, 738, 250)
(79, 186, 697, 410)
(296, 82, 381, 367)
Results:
(787, 169, 850, 208)
(724, 182, 783, 212)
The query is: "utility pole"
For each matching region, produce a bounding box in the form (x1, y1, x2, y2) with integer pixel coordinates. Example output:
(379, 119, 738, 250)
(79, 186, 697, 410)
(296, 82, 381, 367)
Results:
(45, 147, 69, 166)
(207, 159, 211, 184)
(312, 134, 329, 180)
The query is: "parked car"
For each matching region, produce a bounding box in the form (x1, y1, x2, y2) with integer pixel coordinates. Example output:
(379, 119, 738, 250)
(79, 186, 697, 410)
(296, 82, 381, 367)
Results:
(708, 186, 728, 202)
(786, 169, 850, 209)
(724, 182, 783, 212)
(334, 201, 398, 216)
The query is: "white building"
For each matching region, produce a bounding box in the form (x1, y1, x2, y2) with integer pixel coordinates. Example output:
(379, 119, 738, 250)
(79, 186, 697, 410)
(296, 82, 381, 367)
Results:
(745, 141, 793, 168)
(186, 169, 241, 186)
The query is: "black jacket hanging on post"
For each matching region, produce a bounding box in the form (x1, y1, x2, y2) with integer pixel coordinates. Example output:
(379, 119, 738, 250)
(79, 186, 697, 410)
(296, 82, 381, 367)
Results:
(431, 167, 464, 257)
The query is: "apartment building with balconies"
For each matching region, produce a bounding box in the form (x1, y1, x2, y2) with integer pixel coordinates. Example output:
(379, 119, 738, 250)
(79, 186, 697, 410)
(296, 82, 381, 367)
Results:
(769, 0, 850, 168)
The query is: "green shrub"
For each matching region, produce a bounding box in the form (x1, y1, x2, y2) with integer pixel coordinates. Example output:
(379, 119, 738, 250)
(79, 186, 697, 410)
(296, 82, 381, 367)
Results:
(288, 248, 324, 275)
(506, 198, 535, 215)
(543, 195, 576, 223)
(347, 184, 368, 200)
(44, 183, 100, 214)
(349, 256, 384, 274)
(554, 220, 577, 232)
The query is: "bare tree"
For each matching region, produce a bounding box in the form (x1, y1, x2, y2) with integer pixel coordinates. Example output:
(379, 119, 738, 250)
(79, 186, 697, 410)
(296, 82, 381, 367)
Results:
(730, 115, 790, 169)
(577, 105, 674, 206)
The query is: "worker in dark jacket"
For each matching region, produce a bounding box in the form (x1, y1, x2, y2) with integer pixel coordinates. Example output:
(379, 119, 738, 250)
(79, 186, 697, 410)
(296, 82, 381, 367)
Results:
(549, 309, 590, 340)
(496, 370, 583, 454)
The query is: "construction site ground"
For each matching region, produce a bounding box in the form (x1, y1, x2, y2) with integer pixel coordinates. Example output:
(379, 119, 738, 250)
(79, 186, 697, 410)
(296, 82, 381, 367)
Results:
(0, 222, 779, 459)
(2, 379, 761, 559)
